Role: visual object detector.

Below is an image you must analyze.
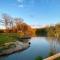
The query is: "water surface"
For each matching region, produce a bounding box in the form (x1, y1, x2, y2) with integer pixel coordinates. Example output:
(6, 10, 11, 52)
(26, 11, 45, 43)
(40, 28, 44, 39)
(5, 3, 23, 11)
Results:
(0, 37, 60, 60)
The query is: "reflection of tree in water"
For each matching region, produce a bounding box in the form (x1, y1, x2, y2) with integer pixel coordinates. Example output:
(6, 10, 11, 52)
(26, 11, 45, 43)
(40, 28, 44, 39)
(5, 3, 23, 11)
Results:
(46, 37, 60, 56)
(50, 38, 57, 54)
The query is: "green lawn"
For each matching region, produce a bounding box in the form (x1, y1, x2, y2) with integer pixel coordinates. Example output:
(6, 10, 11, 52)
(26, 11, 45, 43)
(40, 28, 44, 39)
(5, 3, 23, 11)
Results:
(0, 33, 18, 46)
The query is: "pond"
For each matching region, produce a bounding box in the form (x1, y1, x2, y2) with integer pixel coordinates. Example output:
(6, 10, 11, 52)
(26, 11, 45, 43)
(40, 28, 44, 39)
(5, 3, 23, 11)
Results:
(0, 37, 60, 60)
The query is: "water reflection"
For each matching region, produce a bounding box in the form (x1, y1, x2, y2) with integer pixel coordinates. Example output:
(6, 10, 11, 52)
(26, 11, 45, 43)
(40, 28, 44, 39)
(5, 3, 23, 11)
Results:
(0, 37, 60, 60)
(46, 37, 60, 55)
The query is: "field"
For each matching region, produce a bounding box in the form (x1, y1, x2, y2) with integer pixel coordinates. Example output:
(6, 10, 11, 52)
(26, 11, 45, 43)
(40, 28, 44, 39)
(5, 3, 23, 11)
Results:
(0, 33, 18, 46)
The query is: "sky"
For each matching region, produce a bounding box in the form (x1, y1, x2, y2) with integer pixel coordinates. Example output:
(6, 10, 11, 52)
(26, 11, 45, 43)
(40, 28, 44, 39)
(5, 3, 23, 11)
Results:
(0, 0, 60, 28)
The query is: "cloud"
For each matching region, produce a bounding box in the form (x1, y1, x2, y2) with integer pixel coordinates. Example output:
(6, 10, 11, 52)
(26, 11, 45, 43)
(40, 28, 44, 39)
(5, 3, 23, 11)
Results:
(17, 0, 21, 2)
(17, 0, 24, 8)
(31, 24, 48, 28)
(18, 4, 24, 8)
(17, 0, 35, 4)
(17, 0, 24, 3)
(17, 0, 35, 8)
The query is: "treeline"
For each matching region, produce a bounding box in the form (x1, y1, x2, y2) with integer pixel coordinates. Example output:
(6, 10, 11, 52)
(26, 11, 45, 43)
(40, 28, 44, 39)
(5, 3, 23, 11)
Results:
(0, 13, 35, 37)
(35, 24, 60, 38)
(47, 24, 60, 38)
(0, 29, 4, 33)
(36, 28, 47, 36)
(1, 13, 60, 38)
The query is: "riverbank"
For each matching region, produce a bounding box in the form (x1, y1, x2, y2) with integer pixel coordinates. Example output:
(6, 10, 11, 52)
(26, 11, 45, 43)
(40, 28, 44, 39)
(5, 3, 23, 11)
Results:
(0, 41, 30, 56)
(0, 33, 30, 56)
(44, 53, 60, 60)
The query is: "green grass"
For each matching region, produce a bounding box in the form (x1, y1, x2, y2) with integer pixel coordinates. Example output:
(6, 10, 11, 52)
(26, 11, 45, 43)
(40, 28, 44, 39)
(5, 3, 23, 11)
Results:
(0, 33, 18, 46)
(35, 56, 43, 60)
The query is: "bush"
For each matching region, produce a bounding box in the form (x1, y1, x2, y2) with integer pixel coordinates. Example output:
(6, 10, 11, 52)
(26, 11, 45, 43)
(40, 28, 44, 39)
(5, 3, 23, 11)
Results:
(35, 56, 43, 60)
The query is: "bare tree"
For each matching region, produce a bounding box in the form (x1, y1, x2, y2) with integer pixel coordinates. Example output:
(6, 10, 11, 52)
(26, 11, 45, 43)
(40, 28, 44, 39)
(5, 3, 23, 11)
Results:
(2, 13, 13, 32)
(14, 17, 24, 32)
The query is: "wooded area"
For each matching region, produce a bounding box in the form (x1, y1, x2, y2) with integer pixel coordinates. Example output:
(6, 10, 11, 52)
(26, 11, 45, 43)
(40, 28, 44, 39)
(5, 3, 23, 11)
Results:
(0, 14, 60, 38)
(0, 14, 35, 37)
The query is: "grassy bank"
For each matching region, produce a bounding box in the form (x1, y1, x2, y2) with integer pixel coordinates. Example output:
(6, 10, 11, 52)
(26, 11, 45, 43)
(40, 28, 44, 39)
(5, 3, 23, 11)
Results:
(0, 33, 18, 47)
(0, 33, 30, 55)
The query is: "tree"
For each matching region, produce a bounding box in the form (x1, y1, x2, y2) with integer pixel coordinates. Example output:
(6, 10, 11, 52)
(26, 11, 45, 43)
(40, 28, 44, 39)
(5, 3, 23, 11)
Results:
(47, 26, 56, 37)
(14, 17, 24, 32)
(2, 13, 13, 32)
(36, 28, 47, 36)
(21, 23, 29, 34)
(55, 24, 60, 38)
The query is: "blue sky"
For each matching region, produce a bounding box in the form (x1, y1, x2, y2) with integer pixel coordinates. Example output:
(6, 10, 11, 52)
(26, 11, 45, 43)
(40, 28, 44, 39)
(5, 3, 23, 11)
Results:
(0, 0, 60, 28)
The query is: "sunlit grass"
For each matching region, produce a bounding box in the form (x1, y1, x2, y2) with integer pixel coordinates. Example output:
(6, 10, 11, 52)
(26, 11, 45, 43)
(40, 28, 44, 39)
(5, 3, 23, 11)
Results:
(0, 33, 17, 46)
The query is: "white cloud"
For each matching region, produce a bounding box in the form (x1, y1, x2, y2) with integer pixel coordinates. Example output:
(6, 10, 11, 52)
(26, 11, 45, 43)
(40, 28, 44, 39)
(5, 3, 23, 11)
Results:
(17, 0, 24, 8)
(17, 0, 35, 8)
(31, 24, 48, 28)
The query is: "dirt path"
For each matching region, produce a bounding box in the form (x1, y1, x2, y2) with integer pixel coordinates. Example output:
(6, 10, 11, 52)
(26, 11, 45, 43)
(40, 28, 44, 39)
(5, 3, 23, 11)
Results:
(44, 53, 60, 60)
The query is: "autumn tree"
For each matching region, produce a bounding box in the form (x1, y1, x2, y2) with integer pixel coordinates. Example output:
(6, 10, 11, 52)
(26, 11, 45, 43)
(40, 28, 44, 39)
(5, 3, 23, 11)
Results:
(55, 24, 60, 38)
(1, 13, 34, 37)
(14, 17, 24, 32)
